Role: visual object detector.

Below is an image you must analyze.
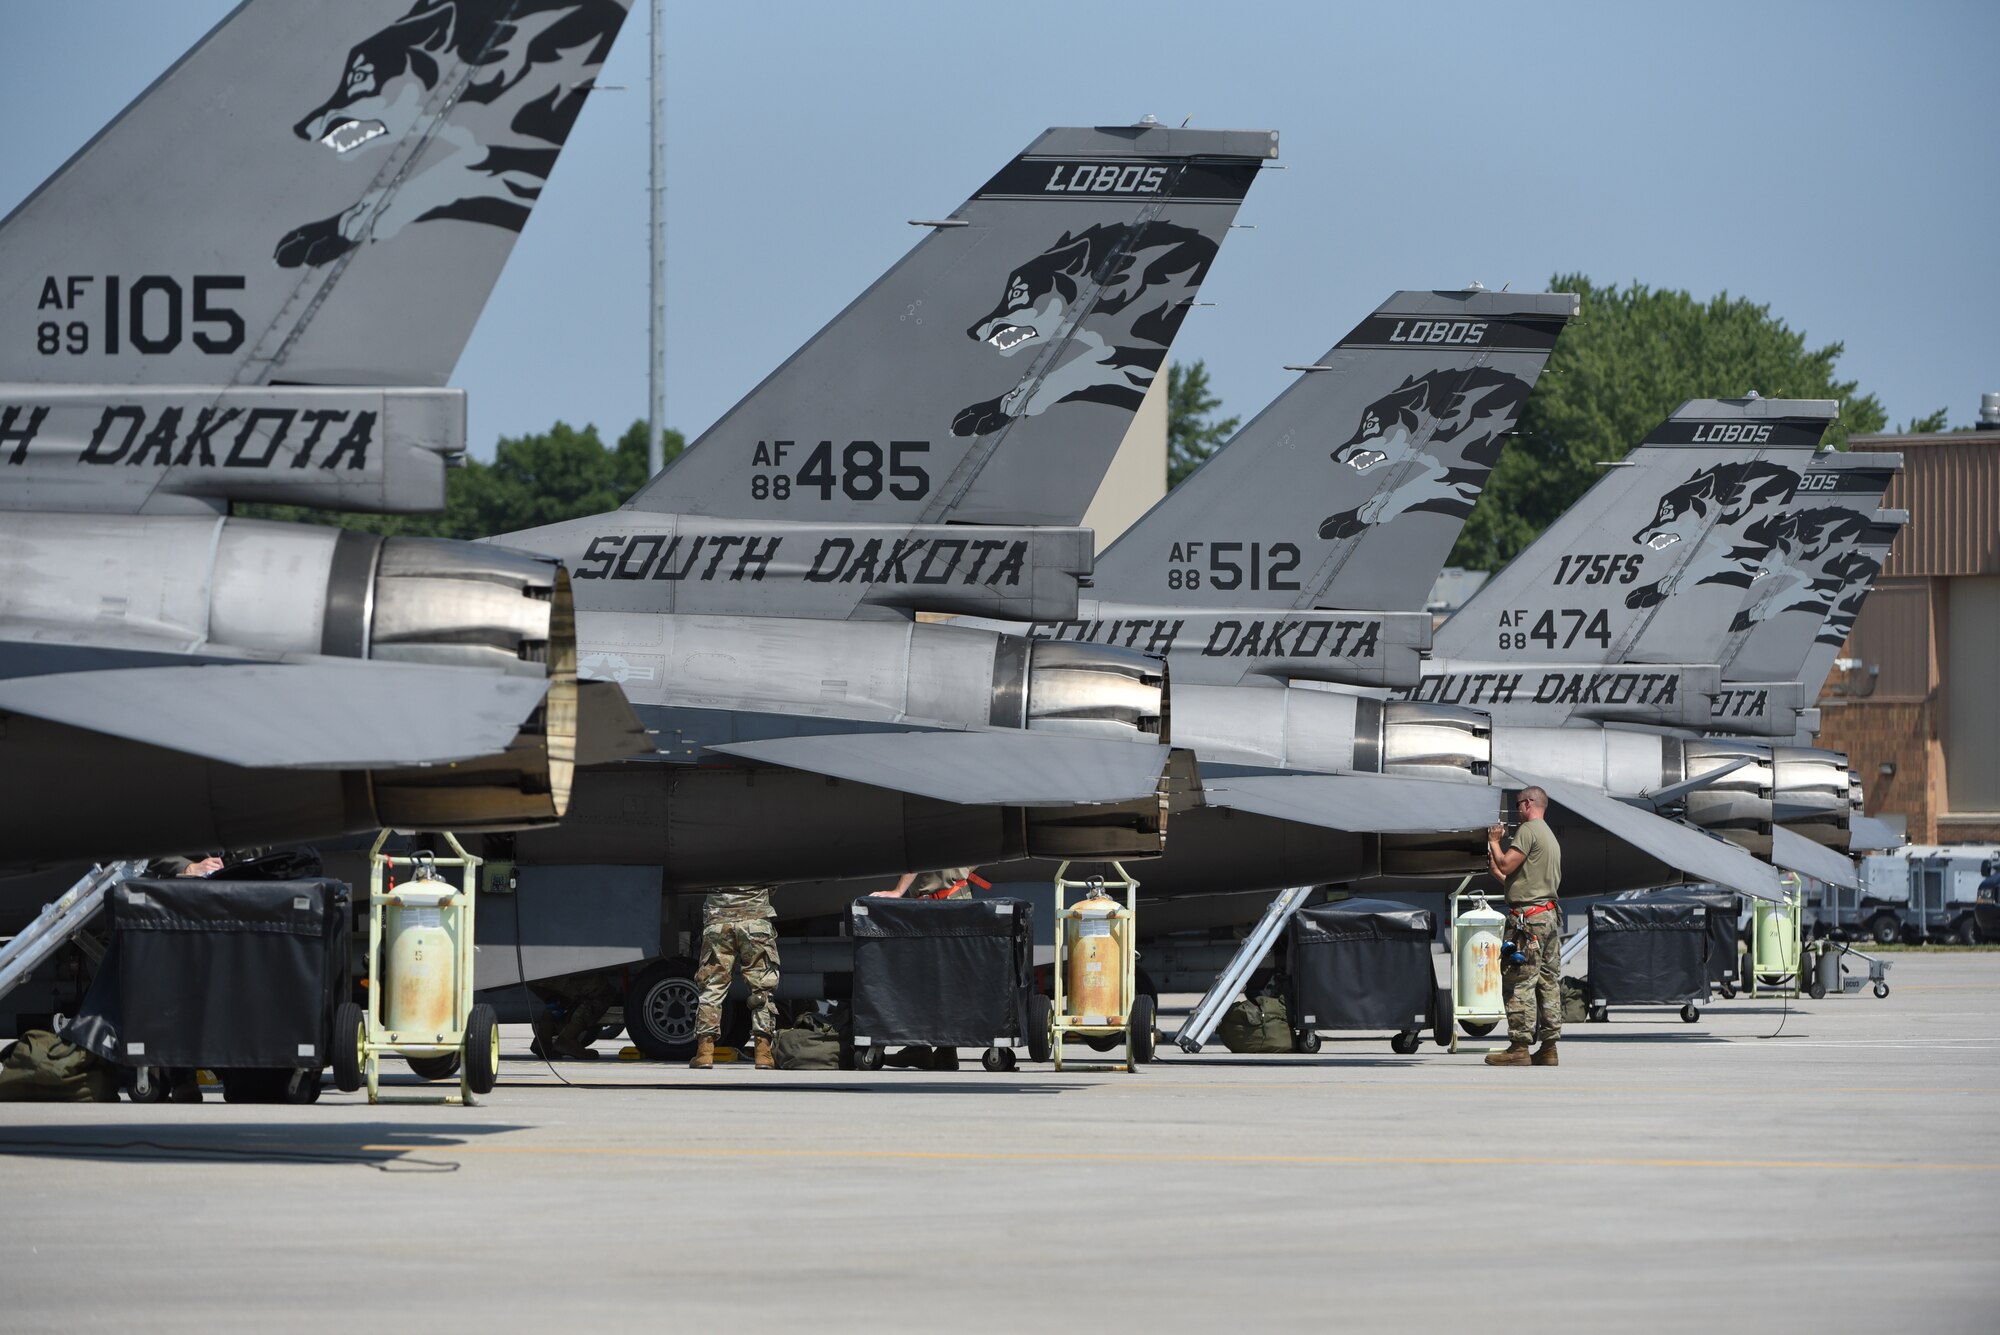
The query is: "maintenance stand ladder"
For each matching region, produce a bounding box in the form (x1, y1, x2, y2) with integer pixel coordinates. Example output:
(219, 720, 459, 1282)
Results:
(1174, 885, 1316, 1053)
(0, 860, 147, 1005)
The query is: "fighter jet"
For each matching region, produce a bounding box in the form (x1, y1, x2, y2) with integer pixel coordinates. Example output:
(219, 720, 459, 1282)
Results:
(0, 0, 645, 870)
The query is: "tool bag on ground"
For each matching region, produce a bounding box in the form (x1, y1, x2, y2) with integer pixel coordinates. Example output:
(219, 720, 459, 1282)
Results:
(775, 1011, 846, 1071)
(1287, 898, 1437, 1035)
(1561, 976, 1591, 1024)
(64, 878, 351, 1077)
(1215, 995, 1293, 1053)
(1635, 886, 1741, 988)
(1587, 899, 1711, 1006)
(849, 897, 1031, 1053)
(0, 1030, 120, 1102)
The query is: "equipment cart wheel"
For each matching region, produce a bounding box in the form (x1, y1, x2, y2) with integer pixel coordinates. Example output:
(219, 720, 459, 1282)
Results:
(1680, 1003, 1700, 1023)
(406, 1052, 461, 1081)
(1807, 977, 1827, 1001)
(1130, 994, 1158, 1064)
(855, 1045, 885, 1071)
(981, 1048, 1018, 1072)
(624, 957, 702, 1061)
(1293, 1028, 1322, 1054)
(1390, 1031, 1422, 1055)
(1589, 1003, 1609, 1024)
(332, 1002, 365, 1092)
(464, 1004, 500, 1096)
(126, 1067, 169, 1103)
(1026, 994, 1052, 1063)
(1719, 983, 1736, 1000)
(1459, 1019, 1497, 1038)
(1874, 981, 1890, 999)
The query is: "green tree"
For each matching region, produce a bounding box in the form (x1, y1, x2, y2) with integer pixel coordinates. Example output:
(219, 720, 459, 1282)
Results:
(238, 418, 684, 538)
(1449, 275, 1887, 571)
(1894, 408, 1951, 433)
(1166, 360, 1240, 488)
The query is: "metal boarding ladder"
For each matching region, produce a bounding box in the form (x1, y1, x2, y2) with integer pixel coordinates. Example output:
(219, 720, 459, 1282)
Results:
(1173, 885, 1317, 1053)
(0, 861, 146, 1005)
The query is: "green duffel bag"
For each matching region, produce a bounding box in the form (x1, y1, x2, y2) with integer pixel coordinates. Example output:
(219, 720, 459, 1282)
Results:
(775, 1013, 844, 1071)
(1561, 976, 1592, 1025)
(1215, 995, 1293, 1054)
(0, 1030, 120, 1103)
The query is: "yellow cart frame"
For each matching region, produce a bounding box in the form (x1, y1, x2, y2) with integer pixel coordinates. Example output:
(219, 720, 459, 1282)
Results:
(1048, 861, 1140, 1073)
(362, 831, 486, 1105)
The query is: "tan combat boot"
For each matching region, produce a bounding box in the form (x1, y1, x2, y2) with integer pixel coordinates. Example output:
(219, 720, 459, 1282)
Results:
(1484, 1040, 1532, 1067)
(754, 1036, 775, 1070)
(1531, 1040, 1559, 1067)
(689, 1037, 714, 1070)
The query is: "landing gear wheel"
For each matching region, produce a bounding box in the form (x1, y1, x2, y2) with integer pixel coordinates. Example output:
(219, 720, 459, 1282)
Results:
(1130, 994, 1158, 1064)
(1588, 1003, 1609, 1024)
(1874, 982, 1890, 999)
(405, 1052, 461, 1081)
(1026, 994, 1052, 1063)
(1459, 1019, 1497, 1038)
(1390, 1031, 1422, 1055)
(624, 957, 701, 1062)
(464, 1003, 499, 1096)
(332, 1001, 365, 1092)
(982, 1048, 1018, 1072)
(1680, 1003, 1700, 1023)
(1294, 1028, 1323, 1055)
(855, 1046, 885, 1071)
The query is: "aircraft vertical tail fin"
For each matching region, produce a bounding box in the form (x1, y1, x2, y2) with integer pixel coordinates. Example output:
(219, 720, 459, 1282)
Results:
(1433, 398, 1834, 666)
(1718, 452, 1902, 683)
(624, 125, 1277, 525)
(1795, 508, 1909, 700)
(1091, 289, 1577, 611)
(0, 0, 633, 390)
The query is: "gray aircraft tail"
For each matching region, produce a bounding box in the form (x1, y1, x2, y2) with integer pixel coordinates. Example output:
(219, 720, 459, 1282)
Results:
(1091, 289, 1577, 611)
(1432, 398, 1835, 666)
(1795, 508, 1909, 704)
(0, 0, 631, 390)
(1718, 452, 1901, 683)
(624, 125, 1276, 526)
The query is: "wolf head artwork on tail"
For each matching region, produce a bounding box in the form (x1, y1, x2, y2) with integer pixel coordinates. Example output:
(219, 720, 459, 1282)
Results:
(1317, 366, 1534, 541)
(952, 222, 1216, 438)
(1726, 507, 1876, 633)
(1623, 460, 1798, 609)
(278, 0, 626, 268)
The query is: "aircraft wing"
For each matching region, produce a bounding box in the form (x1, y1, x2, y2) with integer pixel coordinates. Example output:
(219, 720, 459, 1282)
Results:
(0, 662, 552, 769)
(1504, 771, 1785, 901)
(1200, 771, 1503, 833)
(1771, 825, 1860, 890)
(709, 733, 1170, 806)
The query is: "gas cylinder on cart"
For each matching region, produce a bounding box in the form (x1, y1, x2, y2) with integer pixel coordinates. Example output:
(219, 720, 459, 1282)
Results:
(1064, 891, 1127, 1019)
(1454, 901, 1506, 1013)
(1753, 891, 1802, 980)
(385, 889, 456, 1036)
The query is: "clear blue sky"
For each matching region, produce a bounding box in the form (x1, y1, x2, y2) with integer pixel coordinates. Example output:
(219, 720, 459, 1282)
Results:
(4, 2, 1995, 459)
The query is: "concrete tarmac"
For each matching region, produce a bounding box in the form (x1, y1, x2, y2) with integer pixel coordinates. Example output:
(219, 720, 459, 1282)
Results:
(2, 953, 1996, 1333)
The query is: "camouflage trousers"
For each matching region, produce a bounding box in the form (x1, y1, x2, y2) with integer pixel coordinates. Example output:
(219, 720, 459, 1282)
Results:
(694, 917, 780, 1041)
(1502, 911, 1563, 1044)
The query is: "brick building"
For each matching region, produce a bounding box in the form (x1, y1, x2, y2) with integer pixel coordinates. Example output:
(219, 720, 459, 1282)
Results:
(1817, 415, 2000, 844)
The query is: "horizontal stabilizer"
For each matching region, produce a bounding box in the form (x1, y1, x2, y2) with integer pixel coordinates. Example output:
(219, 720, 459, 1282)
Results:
(1201, 771, 1502, 832)
(1847, 815, 1904, 852)
(710, 732, 1169, 806)
(1771, 825, 1860, 890)
(575, 680, 654, 767)
(1506, 771, 1785, 901)
(0, 662, 551, 768)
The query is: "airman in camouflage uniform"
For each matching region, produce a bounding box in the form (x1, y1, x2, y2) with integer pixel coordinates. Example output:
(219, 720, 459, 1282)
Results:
(1484, 788, 1564, 1068)
(690, 887, 780, 1070)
